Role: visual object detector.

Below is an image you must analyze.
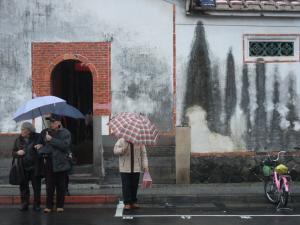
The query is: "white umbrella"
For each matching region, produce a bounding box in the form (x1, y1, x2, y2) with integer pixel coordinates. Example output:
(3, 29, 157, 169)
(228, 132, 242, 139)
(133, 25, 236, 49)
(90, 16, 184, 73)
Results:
(13, 96, 66, 122)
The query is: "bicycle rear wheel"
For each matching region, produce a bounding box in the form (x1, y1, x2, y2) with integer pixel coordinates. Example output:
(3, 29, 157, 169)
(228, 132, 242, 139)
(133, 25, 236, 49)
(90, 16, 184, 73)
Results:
(264, 180, 279, 204)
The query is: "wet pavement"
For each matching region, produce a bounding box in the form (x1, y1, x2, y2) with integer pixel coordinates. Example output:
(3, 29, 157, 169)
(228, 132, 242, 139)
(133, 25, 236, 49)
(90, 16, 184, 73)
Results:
(0, 202, 300, 225)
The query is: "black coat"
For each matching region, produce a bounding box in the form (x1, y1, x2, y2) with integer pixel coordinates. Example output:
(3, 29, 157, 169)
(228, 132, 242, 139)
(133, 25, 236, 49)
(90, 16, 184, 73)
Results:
(12, 132, 43, 177)
(39, 128, 72, 173)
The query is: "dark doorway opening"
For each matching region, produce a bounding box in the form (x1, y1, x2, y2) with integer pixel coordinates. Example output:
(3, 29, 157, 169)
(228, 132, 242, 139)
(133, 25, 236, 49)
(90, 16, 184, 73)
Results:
(51, 60, 93, 165)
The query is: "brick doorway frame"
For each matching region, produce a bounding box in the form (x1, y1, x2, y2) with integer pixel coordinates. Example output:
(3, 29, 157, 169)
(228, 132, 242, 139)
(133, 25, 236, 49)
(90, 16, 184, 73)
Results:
(32, 42, 111, 176)
(32, 42, 111, 116)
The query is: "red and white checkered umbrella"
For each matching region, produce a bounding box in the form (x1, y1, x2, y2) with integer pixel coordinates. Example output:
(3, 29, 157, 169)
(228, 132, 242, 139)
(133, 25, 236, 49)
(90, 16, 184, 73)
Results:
(108, 112, 159, 146)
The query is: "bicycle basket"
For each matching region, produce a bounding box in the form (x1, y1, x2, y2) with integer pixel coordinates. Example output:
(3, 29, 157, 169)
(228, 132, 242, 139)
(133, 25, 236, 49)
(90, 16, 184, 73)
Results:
(275, 164, 288, 175)
(263, 165, 272, 176)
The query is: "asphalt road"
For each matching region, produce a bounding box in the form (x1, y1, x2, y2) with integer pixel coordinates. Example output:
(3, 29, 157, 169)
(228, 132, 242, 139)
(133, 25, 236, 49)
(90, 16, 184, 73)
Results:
(0, 202, 299, 225)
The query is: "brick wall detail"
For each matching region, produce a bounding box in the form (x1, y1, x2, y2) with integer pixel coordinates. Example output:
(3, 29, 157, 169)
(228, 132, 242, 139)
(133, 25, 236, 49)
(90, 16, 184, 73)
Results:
(31, 42, 111, 116)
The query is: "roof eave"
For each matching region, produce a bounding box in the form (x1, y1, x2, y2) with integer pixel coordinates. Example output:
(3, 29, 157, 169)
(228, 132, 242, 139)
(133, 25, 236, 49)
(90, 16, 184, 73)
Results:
(188, 9, 300, 18)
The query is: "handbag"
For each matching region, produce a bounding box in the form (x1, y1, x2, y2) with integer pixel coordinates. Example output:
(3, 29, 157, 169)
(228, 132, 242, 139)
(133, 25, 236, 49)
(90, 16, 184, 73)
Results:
(142, 171, 152, 189)
(9, 158, 25, 185)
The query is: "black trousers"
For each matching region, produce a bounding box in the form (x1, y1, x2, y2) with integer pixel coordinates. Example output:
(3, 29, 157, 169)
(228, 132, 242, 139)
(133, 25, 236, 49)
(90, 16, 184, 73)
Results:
(121, 173, 140, 205)
(44, 158, 67, 209)
(19, 170, 41, 207)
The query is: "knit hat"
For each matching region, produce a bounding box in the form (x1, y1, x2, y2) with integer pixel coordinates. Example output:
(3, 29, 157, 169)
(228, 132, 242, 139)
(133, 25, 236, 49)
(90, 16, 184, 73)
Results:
(21, 122, 36, 133)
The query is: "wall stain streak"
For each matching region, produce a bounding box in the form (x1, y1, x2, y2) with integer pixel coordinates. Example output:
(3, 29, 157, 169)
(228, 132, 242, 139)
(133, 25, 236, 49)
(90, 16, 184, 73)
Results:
(253, 59, 267, 150)
(207, 63, 222, 134)
(240, 64, 252, 149)
(183, 23, 300, 152)
(114, 46, 172, 131)
(269, 68, 284, 150)
(284, 73, 300, 150)
(183, 21, 211, 125)
(224, 49, 237, 135)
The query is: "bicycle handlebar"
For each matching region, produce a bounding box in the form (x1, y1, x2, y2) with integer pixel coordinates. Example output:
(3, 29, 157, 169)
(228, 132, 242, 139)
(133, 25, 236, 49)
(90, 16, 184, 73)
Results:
(268, 151, 286, 162)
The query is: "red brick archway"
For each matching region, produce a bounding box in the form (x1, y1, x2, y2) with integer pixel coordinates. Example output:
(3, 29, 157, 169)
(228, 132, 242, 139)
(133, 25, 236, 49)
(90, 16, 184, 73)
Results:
(32, 42, 111, 116)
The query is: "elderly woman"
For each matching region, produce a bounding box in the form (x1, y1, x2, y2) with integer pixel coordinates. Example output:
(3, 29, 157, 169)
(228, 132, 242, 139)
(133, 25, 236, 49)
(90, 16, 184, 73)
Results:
(113, 138, 149, 210)
(12, 122, 42, 211)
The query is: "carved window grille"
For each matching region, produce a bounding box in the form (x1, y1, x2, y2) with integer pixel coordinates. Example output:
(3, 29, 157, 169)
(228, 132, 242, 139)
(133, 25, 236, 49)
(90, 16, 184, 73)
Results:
(244, 34, 300, 63)
(249, 41, 294, 57)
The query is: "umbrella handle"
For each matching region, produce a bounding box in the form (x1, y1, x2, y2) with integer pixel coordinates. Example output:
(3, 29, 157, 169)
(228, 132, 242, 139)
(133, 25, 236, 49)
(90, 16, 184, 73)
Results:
(38, 108, 47, 128)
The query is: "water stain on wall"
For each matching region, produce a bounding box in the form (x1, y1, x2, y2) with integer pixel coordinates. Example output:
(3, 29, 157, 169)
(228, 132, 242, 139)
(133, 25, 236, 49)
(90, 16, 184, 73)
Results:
(183, 21, 211, 120)
(240, 64, 252, 149)
(252, 60, 267, 150)
(0, 34, 28, 131)
(268, 68, 284, 150)
(183, 20, 300, 152)
(224, 49, 237, 135)
(114, 46, 173, 131)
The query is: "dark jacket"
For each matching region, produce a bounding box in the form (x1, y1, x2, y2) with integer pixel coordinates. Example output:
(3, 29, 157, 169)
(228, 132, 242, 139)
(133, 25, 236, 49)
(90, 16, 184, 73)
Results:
(39, 127, 72, 173)
(12, 132, 43, 177)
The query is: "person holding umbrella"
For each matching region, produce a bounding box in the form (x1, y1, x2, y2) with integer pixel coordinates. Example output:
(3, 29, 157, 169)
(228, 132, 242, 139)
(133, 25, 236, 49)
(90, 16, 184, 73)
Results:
(12, 96, 85, 213)
(35, 114, 72, 213)
(109, 112, 158, 210)
(114, 138, 149, 210)
(12, 122, 43, 212)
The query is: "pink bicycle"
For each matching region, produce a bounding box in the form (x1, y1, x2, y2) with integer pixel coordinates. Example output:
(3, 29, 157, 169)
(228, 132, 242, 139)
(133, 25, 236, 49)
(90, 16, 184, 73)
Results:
(263, 151, 291, 207)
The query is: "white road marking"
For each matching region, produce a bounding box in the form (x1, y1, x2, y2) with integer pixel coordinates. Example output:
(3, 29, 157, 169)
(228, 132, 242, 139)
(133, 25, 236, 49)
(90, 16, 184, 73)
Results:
(240, 216, 252, 219)
(120, 214, 300, 218)
(115, 202, 299, 219)
(114, 201, 124, 217)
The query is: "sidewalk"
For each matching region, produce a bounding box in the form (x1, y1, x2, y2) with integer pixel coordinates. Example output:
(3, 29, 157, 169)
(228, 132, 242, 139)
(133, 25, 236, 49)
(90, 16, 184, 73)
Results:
(0, 182, 299, 205)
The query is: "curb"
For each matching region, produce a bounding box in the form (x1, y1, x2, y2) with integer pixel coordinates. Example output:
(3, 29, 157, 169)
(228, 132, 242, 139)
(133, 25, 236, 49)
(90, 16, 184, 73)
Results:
(1, 194, 299, 205)
(138, 194, 300, 205)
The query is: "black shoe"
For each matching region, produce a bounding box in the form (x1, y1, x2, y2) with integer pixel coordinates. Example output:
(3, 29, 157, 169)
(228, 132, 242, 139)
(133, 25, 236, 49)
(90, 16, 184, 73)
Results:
(33, 205, 41, 212)
(19, 205, 29, 212)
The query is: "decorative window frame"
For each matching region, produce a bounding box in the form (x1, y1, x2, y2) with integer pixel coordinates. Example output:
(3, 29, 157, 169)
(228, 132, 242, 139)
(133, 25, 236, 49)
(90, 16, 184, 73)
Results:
(243, 34, 300, 63)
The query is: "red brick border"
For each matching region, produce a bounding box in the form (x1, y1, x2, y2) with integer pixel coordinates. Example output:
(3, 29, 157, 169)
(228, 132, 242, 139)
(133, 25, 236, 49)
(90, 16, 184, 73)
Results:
(191, 151, 300, 158)
(31, 42, 111, 116)
(0, 133, 18, 136)
(0, 195, 118, 205)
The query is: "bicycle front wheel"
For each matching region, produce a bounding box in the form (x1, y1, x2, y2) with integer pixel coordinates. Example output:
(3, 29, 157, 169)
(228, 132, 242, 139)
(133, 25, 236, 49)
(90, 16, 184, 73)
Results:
(279, 181, 289, 207)
(264, 180, 279, 204)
